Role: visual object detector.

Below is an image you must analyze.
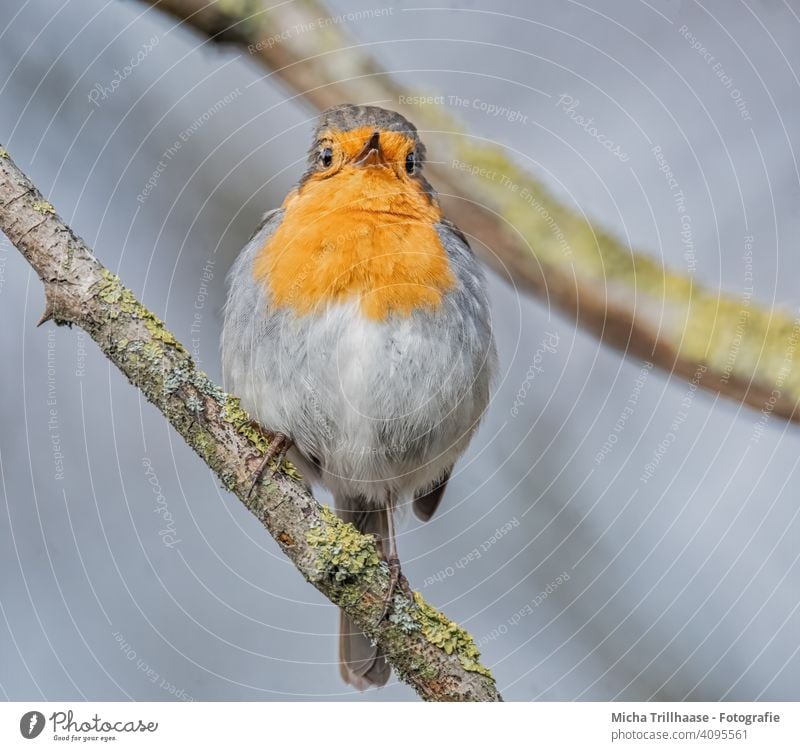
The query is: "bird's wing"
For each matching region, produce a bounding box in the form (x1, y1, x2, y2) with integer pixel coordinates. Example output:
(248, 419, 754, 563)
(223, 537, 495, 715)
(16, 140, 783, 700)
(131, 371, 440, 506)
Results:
(245, 208, 283, 244)
(220, 209, 285, 395)
(439, 216, 472, 249)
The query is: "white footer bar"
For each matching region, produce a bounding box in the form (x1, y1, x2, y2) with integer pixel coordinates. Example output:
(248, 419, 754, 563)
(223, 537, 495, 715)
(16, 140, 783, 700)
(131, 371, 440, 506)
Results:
(0, 701, 795, 750)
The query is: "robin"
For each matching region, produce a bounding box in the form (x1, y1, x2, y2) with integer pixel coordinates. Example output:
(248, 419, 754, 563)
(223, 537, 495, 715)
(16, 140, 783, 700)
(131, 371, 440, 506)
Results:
(221, 104, 496, 689)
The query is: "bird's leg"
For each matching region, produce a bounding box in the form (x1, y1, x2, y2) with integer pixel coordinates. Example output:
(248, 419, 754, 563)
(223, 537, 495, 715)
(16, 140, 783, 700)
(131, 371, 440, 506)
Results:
(247, 429, 293, 499)
(379, 490, 413, 621)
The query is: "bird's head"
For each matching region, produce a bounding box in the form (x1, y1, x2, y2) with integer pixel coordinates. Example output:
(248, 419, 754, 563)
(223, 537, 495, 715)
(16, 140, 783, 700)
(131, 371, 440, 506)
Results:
(297, 104, 435, 204)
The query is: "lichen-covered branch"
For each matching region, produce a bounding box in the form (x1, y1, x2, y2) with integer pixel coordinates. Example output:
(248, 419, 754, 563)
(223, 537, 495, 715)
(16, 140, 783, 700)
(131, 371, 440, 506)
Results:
(0, 146, 501, 702)
(145, 0, 800, 424)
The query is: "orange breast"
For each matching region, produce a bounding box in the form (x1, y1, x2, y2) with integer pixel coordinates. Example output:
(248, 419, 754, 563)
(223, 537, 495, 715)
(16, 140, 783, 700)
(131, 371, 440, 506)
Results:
(253, 167, 455, 321)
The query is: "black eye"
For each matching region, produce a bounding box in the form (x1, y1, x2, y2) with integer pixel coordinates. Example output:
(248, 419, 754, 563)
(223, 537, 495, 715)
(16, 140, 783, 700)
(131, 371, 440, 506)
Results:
(405, 152, 416, 175)
(319, 146, 333, 168)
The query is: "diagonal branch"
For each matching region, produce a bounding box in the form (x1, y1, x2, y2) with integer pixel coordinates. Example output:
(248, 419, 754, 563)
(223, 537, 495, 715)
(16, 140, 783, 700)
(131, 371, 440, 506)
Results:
(0, 145, 501, 702)
(143, 0, 800, 424)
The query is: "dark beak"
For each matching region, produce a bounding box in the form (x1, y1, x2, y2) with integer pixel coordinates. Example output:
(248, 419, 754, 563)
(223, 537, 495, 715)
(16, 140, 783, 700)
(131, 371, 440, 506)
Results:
(353, 131, 387, 167)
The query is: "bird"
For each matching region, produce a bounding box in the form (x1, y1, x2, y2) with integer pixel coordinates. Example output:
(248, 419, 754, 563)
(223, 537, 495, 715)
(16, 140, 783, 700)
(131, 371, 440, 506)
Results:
(221, 103, 496, 690)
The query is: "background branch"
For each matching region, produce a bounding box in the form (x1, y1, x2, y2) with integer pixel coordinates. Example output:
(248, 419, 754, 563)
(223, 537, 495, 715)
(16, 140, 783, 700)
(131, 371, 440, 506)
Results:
(145, 0, 800, 424)
(0, 145, 501, 702)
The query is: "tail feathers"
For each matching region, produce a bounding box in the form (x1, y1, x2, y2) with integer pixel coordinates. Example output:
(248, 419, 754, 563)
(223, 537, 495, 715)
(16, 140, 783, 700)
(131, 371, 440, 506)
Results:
(339, 611, 390, 689)
(335, 495, 390, 690)
(413, 467, 452, 522)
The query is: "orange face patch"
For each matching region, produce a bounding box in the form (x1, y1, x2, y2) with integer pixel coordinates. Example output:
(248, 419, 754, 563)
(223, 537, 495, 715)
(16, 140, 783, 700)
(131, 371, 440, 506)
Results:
(254, 127, 454, 321)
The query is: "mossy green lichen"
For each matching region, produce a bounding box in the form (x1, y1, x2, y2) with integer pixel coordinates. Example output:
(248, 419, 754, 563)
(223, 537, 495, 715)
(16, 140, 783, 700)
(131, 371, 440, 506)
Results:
(95, 270, 187, 354)
(0, 147, 8, 159)
(96, 271, 124, 305)
(388, 594, 419, 634)
(141, 340, 163, 365)
(217, 0, 261, 16)
(192, 429, 212, 456)
(144, 317, 186, 353)
(410, 659, 439, 683)
(61, 245, 75, 270)
(411, 592, 493, 678)
(221, 395, 270, 451)
(220, 471, 237, 490)
(190, 370, 227, 403)
(280, 460, 302, 481)
(238, 422, 272, 455)
(162, 361, 192, 395)
(306, 505, 381, 583)
(185, 393, 204, 413)
(213, 0, 266, 41)
(220, 394, 249, 426)
(96, 273, 145, 320)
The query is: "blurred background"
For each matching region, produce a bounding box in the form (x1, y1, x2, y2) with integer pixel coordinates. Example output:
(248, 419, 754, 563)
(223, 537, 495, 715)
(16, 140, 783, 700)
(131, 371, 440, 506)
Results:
(1, 0, 799, 701)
